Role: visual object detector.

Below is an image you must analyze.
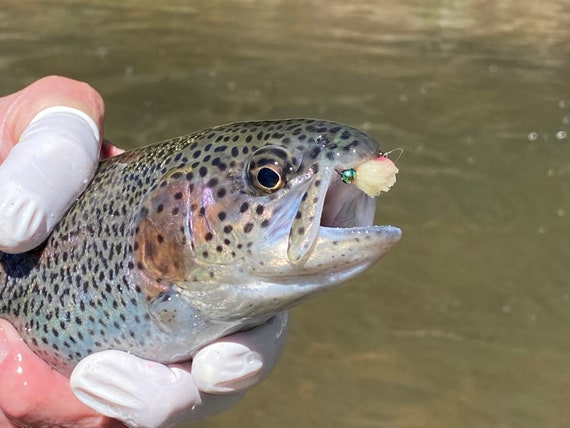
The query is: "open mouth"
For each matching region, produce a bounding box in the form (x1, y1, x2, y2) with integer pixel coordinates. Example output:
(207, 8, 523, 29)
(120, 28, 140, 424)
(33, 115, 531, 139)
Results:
(320, 177, 377, 229)
(286, 169, 398, 265)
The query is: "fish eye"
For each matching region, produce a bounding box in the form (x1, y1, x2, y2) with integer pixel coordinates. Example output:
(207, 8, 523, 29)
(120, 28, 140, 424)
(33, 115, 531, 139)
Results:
(251, 164, 284, 192)
(247, 145, 294, 193)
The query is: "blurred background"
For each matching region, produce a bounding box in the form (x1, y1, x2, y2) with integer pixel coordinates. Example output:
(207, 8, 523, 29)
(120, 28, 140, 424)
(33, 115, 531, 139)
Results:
(1, 0, 569, 426)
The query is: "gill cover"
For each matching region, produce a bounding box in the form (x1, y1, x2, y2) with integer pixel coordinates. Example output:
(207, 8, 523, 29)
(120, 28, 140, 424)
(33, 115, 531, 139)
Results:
(133, 167, 193, 298)
(286, 166, 335, 264)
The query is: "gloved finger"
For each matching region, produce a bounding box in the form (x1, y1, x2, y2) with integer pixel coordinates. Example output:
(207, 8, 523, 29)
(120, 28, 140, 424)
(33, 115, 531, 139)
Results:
(192, 312, 289, 393)
(0, 106, 101, 253)
(70, 314, 289, 427)
(70, 350, 244, 428)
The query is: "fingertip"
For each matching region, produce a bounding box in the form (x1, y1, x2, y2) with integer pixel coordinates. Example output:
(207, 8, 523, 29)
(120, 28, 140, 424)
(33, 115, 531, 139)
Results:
(192, 313, 289, 394)
(0, 185, 47, 253)
(71, 351, 204, 428)
(192, 343, 264, 393)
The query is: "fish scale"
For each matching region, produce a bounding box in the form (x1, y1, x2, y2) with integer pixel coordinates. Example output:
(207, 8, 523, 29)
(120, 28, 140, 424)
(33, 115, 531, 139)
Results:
(0, 118, 401, 376)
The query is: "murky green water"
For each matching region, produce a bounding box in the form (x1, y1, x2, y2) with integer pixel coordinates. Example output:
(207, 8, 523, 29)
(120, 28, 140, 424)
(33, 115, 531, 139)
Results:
(1, 0, 569, 426)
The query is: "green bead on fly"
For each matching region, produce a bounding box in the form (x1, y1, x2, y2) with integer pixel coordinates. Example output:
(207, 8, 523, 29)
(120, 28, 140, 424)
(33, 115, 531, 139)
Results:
(341, 168, 356, 184)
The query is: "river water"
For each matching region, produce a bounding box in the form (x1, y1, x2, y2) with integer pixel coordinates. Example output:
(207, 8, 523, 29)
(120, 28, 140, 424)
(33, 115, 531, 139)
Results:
(1, 1, 569, 427)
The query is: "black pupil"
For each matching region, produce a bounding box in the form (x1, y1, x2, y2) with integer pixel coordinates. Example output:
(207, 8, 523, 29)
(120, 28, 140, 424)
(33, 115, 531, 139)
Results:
(257, 167, 280, 189)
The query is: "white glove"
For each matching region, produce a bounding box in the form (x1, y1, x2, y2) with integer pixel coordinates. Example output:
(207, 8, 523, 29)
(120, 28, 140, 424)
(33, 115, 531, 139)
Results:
(0, 106, 100, 253)
(70, 313, 288, 428)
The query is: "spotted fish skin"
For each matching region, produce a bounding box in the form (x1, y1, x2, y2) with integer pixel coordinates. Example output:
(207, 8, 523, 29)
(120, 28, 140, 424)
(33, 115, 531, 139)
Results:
(0, 119, 401, 376)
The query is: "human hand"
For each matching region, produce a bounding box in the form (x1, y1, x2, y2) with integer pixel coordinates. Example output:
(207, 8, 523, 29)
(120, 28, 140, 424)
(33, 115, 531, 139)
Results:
(0, 76, 288, 427)
(0, 75, 118, 427)
(0, 313, 287, 428)
(70, 313, 288, 428)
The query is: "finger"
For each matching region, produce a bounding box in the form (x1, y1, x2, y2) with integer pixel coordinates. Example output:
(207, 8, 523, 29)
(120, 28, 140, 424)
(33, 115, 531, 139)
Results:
(71, 350, 243, 428)
(0, 75, 104, 161)
(0, 105, 101, 253)
(101, 139, 125, 159)
(192, 312, 289, 393)
(0, 320, 120, 427)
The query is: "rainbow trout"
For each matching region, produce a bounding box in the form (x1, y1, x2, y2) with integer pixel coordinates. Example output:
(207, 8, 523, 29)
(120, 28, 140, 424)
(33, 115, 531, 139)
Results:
(0, 119, 401, 376)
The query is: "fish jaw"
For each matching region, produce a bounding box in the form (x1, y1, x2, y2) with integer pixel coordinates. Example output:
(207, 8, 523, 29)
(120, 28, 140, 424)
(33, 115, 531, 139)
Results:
(303, 224, 401, 284)
(183, 227, 401, 323)
(235, 189, 402, 317)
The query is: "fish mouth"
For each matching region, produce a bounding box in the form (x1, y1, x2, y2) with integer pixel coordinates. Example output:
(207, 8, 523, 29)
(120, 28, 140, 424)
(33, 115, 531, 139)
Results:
(286, 169, 401, 272)
(320, 177, 377, 229)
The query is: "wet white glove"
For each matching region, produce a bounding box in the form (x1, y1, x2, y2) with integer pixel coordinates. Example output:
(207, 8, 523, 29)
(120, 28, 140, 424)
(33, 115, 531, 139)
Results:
(70, 313, 288, 428)
(0, 106, 101, 253)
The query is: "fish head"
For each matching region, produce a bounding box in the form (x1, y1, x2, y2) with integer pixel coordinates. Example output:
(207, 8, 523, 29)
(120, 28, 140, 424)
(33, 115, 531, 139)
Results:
(133, 119, 401, 323)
